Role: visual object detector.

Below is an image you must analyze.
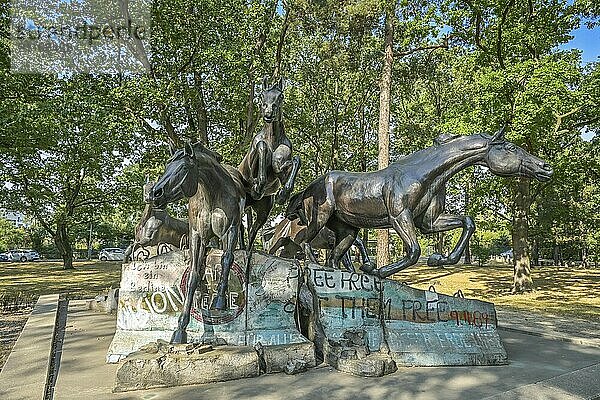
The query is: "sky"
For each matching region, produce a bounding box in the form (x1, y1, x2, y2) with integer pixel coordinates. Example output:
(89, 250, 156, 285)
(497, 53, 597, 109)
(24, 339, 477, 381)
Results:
(560, 22, 599, 64)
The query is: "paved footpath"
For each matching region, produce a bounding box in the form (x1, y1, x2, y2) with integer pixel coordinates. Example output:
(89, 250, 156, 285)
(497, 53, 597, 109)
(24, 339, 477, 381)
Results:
(2, 299, 600, 400)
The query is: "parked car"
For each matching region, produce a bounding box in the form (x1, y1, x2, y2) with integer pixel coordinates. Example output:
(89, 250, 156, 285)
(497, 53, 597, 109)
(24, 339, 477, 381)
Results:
(499, 249, 513, 263)
(0, 253, 9, 262)
(99, 248, 125, 261)
(5, 249, 41, 262)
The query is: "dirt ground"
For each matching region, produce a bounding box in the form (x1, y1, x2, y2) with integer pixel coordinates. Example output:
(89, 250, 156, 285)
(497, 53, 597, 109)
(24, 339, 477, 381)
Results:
(0, 308, 31, 373)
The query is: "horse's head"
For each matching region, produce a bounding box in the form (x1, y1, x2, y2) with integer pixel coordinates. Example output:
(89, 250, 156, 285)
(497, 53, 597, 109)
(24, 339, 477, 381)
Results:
(260, 76, 284, 123)
(483, 127, 553, 182)
(149, 142, 201, 208)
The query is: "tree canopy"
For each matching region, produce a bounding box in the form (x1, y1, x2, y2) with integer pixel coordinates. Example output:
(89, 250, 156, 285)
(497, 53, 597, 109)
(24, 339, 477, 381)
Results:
(0, 0, 598, 293)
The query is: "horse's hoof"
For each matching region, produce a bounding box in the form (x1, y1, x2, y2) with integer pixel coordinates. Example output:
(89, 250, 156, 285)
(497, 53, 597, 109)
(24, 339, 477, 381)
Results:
(211, 295, 228, 311)
(360, 262, 376, 274)
(171, 329, 187, 344)
(427, 254, 446, 267)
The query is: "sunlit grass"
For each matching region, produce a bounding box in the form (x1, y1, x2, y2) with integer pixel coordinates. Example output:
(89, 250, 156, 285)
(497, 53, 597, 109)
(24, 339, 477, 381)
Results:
(0, 260, 122, 301)
(391, 262, 600, 321)
(1, 259, 598, 321)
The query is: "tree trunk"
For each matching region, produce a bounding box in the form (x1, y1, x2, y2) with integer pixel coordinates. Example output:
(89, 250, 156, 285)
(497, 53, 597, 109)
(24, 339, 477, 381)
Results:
(54, 221, 74, 270)
(464, 241, 472, 265)
(194, 72, 209, 145)
(553, 244, 560, 265)
(531, 238, 539, 266)
(436, 232, 444, 254)
(376, 9, 394, 268)
(511, 178, 532, 293)
(464, 181, 472, 264)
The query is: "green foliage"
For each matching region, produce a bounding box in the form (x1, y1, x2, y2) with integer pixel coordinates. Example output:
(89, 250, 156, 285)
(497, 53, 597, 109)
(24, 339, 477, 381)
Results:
(0, 0, 599, 270)
(0, 219, 26, 252)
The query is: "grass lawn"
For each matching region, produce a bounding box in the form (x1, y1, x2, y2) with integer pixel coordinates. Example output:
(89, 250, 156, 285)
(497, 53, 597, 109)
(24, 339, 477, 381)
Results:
(391, 262, 600, 321)
(0, 260, 122, 304)
(0, 258, 598, 321)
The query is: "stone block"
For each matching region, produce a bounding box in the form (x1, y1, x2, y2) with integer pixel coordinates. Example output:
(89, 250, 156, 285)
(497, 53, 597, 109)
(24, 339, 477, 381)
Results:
(334, 354, 397, 377)
(382, 281, 508, 366)
(114, 342, 260, 392)
(304, 263, 385, 352)
(260, 341, 316, 374)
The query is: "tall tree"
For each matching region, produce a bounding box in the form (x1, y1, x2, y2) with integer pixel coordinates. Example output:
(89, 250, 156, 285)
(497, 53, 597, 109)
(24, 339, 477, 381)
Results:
(376, 3, 395, 267)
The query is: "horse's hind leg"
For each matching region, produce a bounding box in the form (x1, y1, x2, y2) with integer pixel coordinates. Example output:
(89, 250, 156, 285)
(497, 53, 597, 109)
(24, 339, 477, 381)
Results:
(326, 218, 358, 271)
(275, 154, 301, 205)
(341, 252, 353, 271)
(211, 227, 238, 310)
(354, 236, 374, 270)
(172, 234, 207, 344)
(123, 242, 137, 262)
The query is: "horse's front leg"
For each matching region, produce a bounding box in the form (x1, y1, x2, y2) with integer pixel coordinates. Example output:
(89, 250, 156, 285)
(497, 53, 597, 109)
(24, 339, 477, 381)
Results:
(275, 155, 301, 205)
(419, 214, 475, 267)
(247, 196, 273, 251)
(172, 233, 207, 344)
(211, 226, 238, 310)
(252, 141, 270, 200)
(367, 210, 421, 278)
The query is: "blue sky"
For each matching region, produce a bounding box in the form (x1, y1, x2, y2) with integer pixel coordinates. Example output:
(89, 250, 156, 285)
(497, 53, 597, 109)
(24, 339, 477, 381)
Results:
(560, 22, 599, 64)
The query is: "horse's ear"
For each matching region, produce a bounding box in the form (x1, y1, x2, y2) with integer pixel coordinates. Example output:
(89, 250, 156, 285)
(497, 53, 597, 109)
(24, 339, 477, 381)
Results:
(491, 124, 508, 143)
(184, 140, 195, 158)
(262, 76, 270, 90)
(276, 77, 284, 91)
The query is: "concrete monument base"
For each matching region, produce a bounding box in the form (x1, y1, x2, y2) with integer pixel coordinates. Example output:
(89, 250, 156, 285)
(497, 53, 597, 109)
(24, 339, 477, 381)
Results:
(302, 263, 508, 373)
(107, 247, 507, 385)
(108, 249, 310, 363)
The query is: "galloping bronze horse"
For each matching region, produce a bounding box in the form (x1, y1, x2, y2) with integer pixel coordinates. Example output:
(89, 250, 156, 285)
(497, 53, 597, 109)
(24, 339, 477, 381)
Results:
(287, 129, 553, 278)
(150, 142, 246, 344)
(238, 77, 301, 249)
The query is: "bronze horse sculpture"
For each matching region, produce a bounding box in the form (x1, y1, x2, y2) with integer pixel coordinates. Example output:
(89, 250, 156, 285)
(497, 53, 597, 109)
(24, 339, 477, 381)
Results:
(124, 181, 189, 262)
(123, 203, 189, 262)
(287, 129, 553, 278)
(265, 217, 371, 271)
(149, 142, 246, 344)
(238, 77, 301, 249)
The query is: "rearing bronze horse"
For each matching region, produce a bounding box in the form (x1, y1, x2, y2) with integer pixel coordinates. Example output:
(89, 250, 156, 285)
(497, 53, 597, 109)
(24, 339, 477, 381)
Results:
(238, 77, 301, 249)
(287, 129, 553, 278)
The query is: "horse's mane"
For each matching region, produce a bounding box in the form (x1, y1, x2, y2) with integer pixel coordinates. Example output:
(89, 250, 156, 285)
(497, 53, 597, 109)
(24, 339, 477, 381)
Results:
(434, 133, 461, 146)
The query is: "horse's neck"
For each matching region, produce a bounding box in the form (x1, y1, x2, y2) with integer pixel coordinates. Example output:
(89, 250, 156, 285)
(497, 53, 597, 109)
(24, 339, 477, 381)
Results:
(194, 160, 235, 202)
(263, 118, 285, 143)
(420, 138, 487, 186)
